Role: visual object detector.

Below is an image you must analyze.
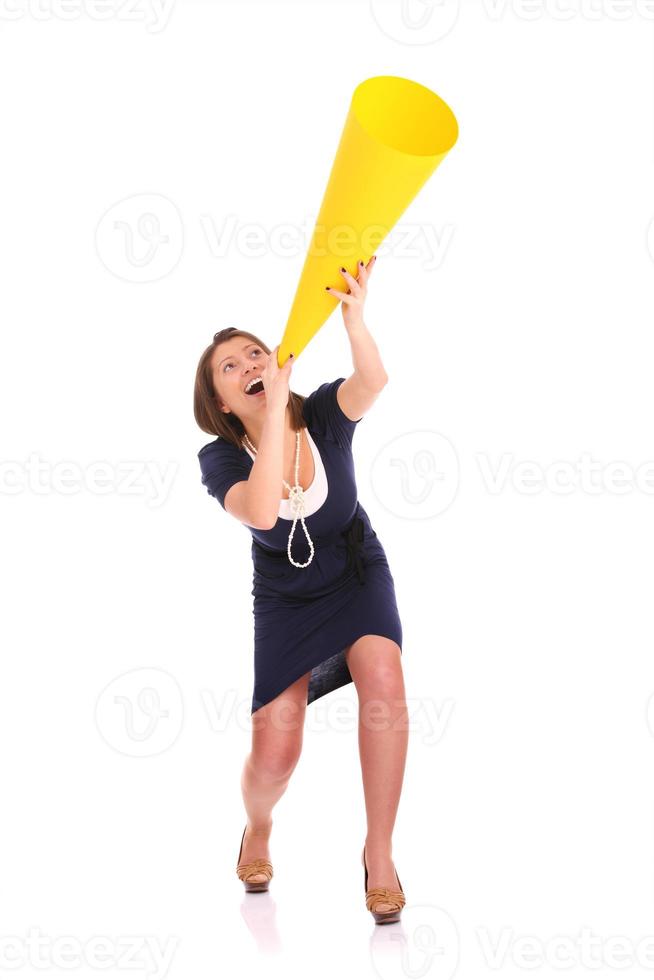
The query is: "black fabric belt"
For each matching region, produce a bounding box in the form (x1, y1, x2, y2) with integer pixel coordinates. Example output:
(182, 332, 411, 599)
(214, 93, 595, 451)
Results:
(344, 512, 366, 585)
(252, 503, 367, 585)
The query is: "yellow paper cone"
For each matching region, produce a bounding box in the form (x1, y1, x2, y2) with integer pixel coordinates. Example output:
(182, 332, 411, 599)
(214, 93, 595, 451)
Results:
(278, 75, 458, 366)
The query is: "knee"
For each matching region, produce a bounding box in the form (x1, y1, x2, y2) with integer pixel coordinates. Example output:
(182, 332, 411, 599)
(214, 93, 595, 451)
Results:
(347, 639, 404, 696)
(360, 658, 405, 703)
(357, 663, 407, 732)
(357, 649, 404, 698)
(249, 742, 302, 783)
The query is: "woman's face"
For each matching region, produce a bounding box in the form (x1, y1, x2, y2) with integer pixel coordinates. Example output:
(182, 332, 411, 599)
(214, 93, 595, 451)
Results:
(212, 339, 269, 417)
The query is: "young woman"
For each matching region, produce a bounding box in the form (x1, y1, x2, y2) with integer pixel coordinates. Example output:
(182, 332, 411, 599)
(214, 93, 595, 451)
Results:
(194, 257, 408, 924)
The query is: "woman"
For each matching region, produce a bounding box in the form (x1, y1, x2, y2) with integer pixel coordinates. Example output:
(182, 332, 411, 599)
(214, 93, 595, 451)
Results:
(194, 256, 408, 924)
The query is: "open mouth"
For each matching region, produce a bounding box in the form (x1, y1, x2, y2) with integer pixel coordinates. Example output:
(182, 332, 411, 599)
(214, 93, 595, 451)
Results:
(245, 378, 265, 396)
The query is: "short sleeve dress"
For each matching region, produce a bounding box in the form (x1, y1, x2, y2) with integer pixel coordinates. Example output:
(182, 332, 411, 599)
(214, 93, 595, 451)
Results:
(198, 377, 403, 714)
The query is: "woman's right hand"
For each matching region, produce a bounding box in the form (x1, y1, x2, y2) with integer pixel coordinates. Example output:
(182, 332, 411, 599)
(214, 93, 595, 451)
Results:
(262, 345, 294, 411)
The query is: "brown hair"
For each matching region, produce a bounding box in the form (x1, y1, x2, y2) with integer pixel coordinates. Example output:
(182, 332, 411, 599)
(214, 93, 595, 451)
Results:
(193, 327, 307, 449)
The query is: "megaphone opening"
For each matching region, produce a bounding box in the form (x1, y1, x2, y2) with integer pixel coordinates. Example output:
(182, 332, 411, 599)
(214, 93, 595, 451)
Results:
(352, 75, 459, 158)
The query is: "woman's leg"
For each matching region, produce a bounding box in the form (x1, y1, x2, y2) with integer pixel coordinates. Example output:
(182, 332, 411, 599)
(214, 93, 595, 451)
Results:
(239, 670, 310, 876)
(345, 635, 408, 904)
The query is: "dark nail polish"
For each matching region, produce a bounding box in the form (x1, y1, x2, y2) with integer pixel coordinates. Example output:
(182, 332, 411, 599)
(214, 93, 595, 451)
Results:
(325, 285, 330, 290)
(340, 267, 346, 273)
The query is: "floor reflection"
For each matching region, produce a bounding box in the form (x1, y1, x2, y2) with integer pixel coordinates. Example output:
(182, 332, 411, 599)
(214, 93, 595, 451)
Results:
(238, 892, 282, 954)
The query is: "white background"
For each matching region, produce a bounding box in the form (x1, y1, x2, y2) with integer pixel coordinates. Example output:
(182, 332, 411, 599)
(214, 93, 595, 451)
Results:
(2, 1, 654, 977)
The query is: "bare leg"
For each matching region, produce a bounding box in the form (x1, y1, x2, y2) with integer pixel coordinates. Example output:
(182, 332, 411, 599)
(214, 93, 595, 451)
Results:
(238, 670, 310, 879)
(345, 635, 408, 908)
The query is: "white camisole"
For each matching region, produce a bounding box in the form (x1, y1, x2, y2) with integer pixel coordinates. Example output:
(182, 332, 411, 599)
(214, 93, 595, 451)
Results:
(242, 427, 328, 520)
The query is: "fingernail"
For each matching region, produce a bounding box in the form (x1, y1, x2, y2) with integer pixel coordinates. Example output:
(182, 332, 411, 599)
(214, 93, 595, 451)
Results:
(359, 260, 364, 267)
(290, 353, 294, 358)
(340, 267, 346, 273)
(325, 285, 330, 290)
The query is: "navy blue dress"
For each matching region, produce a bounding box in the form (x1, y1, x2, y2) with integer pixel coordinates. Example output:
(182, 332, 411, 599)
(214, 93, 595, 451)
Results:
(198, 377, 403, 714)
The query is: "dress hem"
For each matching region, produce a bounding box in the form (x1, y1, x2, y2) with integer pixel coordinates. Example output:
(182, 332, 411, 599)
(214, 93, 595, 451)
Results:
(250, 630, 403, 715)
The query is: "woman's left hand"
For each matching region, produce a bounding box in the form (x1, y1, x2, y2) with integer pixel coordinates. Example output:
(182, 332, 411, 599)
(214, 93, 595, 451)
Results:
(326, 255, 377, 331)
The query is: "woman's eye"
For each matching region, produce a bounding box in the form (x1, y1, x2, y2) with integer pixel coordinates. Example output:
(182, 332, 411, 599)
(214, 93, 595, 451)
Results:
(224, 349, 261, 372)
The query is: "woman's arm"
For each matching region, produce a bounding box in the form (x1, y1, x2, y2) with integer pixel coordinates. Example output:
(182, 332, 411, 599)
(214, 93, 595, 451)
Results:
(224, 343, 295, 529)
(337, 322, 388, 421)
(327, 256, 388, 421)
(226, 398, 287, 530)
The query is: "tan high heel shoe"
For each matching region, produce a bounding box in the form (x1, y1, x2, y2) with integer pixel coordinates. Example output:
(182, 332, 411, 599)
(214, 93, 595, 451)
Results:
(236, 824, 273, 892)
(362, 844, 406, 924)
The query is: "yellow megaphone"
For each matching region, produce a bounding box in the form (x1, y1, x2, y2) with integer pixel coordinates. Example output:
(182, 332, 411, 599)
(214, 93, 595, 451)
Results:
(278, 75, 459, 367)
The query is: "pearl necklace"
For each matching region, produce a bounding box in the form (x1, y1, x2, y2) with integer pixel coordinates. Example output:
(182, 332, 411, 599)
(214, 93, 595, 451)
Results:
(242, 429, 315, 569)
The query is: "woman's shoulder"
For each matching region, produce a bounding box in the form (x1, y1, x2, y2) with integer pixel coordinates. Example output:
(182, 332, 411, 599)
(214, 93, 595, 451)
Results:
(198, 435, 243, 458)
(302, 377, 359, 450)
(197, 434, 251, 508)
(303, 377, 344, 407)
(197, 436, 248, 479)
